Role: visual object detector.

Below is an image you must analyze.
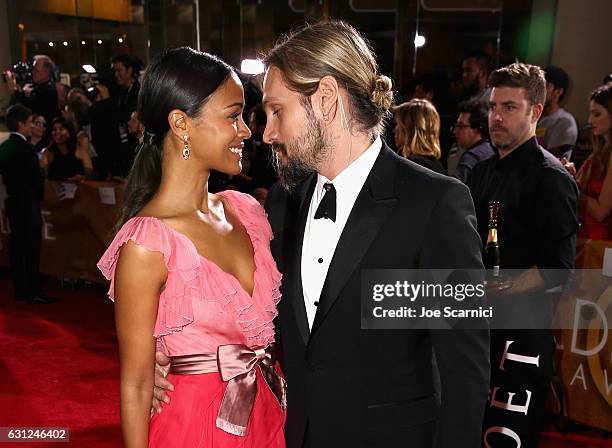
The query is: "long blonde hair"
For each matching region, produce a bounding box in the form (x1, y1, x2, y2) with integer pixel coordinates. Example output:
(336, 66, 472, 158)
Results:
(262, 20, 394, 137)
(393, 99, 441, 159)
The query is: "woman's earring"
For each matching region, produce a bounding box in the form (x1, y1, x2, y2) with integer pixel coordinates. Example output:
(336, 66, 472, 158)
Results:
(182, 135, 190, 160)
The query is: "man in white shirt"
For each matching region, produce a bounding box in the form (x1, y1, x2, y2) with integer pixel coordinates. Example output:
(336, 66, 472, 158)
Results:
(261, 21, 489, 448)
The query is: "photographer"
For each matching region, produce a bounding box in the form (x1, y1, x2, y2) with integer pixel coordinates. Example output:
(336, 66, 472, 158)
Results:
(6, 55, 59, 128)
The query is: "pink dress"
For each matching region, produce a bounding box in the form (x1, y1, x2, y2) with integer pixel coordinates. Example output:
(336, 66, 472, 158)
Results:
(97, 190, 286, 447)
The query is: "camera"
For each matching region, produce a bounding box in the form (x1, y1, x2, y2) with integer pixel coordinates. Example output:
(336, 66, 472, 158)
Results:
(2, 61, 33, 86)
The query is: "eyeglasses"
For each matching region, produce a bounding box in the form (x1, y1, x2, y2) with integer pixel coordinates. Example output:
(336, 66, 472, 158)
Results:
(451, 123, 471, 132)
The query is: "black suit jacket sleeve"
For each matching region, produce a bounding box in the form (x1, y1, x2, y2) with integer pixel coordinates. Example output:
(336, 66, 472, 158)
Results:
(419, 180, 490, 448)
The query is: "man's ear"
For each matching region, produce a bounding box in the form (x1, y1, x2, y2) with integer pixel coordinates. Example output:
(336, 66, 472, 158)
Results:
(312, 75, 339, 122)
(531, 103, 544, 123)
(167, 109, 189, 140)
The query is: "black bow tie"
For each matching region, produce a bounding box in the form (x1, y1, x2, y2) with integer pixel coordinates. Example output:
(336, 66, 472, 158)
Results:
(314, 182, 336, 222)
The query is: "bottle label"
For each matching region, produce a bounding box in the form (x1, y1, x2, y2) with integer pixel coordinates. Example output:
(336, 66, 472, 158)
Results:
(492, 265, 500, 277)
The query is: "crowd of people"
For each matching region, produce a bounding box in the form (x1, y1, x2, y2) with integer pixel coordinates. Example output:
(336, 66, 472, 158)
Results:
(0, 18, 611, 448)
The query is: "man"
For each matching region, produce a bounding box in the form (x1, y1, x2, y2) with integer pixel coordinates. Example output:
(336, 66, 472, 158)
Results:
(467, 63, 578, 447)
(452, 99, 495, 183)
(8, 55, 59, 128)
(0, 104, 55, 304)
(155, 21, 490, 448)
(111, 54, 141, 176)
(462, 53, 491, 103)
(536, 66, 578, 158)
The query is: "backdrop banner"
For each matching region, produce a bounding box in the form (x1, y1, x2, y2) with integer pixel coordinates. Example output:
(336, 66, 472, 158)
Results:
(0, 180, 125, 283)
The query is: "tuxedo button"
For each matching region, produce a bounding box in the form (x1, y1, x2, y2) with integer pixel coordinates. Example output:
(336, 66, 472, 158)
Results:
(317, 258, 323, 263)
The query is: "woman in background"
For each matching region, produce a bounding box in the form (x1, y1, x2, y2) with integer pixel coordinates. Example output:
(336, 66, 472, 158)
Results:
(393, 98, 446, 174)
(576, 84, 612, 239)
(40, 117, 93, 180)
(29, 114, 47, 152)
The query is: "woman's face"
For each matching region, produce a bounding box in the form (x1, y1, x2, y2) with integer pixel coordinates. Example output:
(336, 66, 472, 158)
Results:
(51, 122, 70, 145)
(32, 116, 46, 139)
(588, 100, 611, 137)
(187, 72, 251, 175)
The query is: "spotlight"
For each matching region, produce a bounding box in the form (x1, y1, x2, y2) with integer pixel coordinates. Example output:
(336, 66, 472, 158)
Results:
(240, 59, 264, 75)
(414, 34, 426, 48)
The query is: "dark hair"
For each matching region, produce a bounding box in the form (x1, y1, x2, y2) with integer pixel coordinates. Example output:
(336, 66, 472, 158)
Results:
(488, 62, 546, 106)
(589, 83, 612, 169)
(458, 99, 489, 139)
(118, 47, 234, 228)
(111, 53, 135, 70)
(464, 53, 490, 75)
(48, 117, 77, 155)
(249, 103, 267, 128)
(544, 66, 570, 102)
(6, 104, 32, 132)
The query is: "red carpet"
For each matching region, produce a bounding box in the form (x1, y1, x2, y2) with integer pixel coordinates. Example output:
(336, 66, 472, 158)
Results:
(0, 276, 121, 447)
(1, 275, 609, 447)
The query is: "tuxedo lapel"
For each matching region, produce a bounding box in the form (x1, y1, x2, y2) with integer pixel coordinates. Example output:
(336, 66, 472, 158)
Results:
(284, 174, 317, 346)
(310, 146, 400, 337)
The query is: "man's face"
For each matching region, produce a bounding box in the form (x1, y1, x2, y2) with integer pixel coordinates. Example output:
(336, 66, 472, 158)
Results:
(32, 60, 50, 84)
(262, 66, 331, 189)
(545, 82, 562, 107)
(19, 115, 34, 138)
(488, 86, 541, 153)
(113, 62, 133, 89)
(454, 112, 480, 149)
(462, 58, 481, 90)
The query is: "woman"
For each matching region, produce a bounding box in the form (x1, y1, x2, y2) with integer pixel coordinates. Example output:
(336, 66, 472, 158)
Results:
(393, 98, 446, 174)
(40, 117, 93, 180)
(97, 47, 285, 448)
(62, 96, 99, 168)
(576, 84, 612, 240)
(29, 114, 47, 152)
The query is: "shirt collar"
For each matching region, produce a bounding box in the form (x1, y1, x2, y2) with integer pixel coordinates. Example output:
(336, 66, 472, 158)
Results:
(315, 136, 382, 205)
(495, 136, 539, 170)
(10, 132, 27, 142)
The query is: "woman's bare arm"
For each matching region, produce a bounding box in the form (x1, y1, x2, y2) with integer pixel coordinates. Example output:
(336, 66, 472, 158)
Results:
(584, 157, 612, 222)
(114, 241, 167, 448)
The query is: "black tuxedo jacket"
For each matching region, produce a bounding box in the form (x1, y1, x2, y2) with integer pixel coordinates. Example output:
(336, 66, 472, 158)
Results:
(265, 144, 490, 448)
(0, 134, 44, 205)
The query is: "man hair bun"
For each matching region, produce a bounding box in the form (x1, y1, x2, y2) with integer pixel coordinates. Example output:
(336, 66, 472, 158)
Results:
(371, 75, 394, 111)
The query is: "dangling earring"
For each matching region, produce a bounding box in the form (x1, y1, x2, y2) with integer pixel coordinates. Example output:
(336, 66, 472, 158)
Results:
(182, 135, 190, 160)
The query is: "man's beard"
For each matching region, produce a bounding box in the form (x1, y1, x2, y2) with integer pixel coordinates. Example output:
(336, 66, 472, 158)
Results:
(272, 106, 331, 190)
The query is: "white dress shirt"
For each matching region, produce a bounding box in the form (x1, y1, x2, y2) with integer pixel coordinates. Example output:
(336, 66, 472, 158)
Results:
(301, 137, 382, 329)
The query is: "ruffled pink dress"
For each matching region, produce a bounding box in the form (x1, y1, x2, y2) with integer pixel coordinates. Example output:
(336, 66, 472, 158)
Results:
(97, 190, 285, 447)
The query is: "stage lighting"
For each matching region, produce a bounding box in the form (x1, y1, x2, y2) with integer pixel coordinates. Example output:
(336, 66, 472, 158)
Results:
(241, 59, 264, 75)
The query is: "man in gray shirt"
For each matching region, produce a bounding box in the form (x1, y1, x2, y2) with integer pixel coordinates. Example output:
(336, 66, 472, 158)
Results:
(536, 66, 578, 159)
